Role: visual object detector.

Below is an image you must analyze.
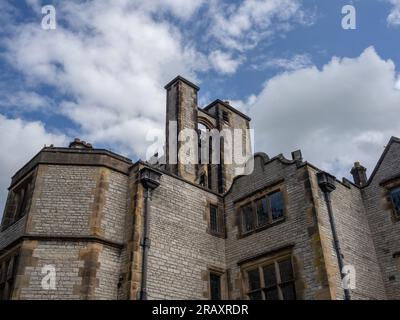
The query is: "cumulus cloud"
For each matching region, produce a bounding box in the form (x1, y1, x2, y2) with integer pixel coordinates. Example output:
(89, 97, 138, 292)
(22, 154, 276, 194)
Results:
(249, 47, 400, 180)
(2, 0, 310, 159)
(0, 115, 67, 217)
(0, 0, 312, 220)
(209, 50, 243, 74)
(4, 0, 209, 158)
(209, 0, 314, 51)
(255, 53, 313, 71)
(0, 90, 52, 112)
(387, 0, 400, 26)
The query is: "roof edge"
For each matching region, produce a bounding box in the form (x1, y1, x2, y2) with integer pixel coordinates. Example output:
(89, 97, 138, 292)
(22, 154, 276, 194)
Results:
(164, 75, 200, 91)
(203, 99, 251, 121)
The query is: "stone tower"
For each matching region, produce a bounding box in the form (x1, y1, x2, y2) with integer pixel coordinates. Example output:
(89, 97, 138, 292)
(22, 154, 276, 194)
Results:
(164, 75, 251, 193)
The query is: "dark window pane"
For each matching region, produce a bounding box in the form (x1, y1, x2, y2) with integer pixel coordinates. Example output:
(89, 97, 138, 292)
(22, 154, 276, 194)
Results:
(263, 264, 277, 287)
(247, 268, 261, 291)
(3, 282, 10, 300)
(248, 291, 263, 300)
(390, 187, 400, 216)
(16, 186, 29, 219)
(279, 259, 294, 282)
(242, 204, 254, 232)
(281, 283, 296, 300)
(6, 258, 14, 280)
(207, 165, 212, 189)
(265, 288, 279, 300)
(270, 191, 284, 220)
(200, 174, 206, 187)
(0, 263, 5, 283)
(210, 273, 221, 300)
(210, 205, 219, 233)
(256, 197, 268, 227)
(0, 283, 4, 301)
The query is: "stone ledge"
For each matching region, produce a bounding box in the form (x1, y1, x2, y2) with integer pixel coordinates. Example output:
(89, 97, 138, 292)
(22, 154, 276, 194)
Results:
(10, 147, 133, 188)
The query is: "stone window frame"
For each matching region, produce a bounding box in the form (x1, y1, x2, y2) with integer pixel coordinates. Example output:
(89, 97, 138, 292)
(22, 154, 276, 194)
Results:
(1, 171, 35, 231)
(389, 187, 400, 220)
(239, 247, 296, 300)
(206, 267, 228, 300)
(380, 176, 400, 223)
(235, 181, 287, 238)
(205, 201, 225, 238)
(0, 250, 20, 300)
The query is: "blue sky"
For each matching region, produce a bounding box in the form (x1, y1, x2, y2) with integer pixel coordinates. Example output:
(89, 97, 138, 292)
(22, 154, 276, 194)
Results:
(1, 0, 400, 215)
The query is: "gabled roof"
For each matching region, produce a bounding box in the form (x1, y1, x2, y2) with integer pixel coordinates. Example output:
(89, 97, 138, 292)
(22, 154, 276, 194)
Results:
(364, 136, 400, 186)
(203, 99, 251, 121)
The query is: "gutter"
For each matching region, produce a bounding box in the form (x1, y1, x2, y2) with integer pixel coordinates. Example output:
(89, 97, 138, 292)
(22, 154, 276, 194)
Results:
(317, 171, 351, 300)
(138, 167, 162, 300)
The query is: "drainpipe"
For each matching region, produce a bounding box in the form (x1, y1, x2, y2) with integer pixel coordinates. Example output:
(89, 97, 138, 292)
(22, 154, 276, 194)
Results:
(317, 172, 351, 301)
(138, 167, 162, 300)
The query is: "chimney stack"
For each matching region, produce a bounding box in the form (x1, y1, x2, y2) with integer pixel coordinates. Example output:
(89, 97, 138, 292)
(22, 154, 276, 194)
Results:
(69, 138, 93, 149)
(350, 162, 367, 187)
(291, 150, 303, 163)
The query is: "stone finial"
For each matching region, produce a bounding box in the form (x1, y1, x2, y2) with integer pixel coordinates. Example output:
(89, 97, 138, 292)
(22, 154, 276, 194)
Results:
(69, 138, 93, 149)
(350, 162, 367, 187)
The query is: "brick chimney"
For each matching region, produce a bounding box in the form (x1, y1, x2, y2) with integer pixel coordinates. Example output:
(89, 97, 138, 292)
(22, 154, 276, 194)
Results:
(350, 162, 367, 187)
(69, 138, 93, 149)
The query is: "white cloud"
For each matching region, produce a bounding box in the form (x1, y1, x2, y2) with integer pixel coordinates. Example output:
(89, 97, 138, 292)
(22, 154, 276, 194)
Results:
(4, 0, 209, 158)
(256, 53, 313, 71)
(0, 0, 320, 218)
(249, 47, 400, 180)
(209, 50, 243, 74)
(228, 95, 257, 115)
(0, 115, 67, 218)
(387, 0, 400, 26)
(138, 0, 206, 20)
(0, 91, 52, 112)
(209, 0, 314, 51)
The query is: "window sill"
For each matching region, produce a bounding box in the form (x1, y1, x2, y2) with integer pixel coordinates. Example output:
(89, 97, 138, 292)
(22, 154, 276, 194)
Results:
(208, 229, 226, 239)
(239, 218, 286, 239)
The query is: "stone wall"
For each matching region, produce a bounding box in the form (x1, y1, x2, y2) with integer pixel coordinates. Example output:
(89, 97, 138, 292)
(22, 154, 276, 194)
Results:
(362, 139, 400, 299)
(146, 172, 225, 299)
(310, 167, 387, 300)
(14, 240, 121, 300)
(16, 241, 84, 300)
(1, 161, 129, 300)
(224, 154, 331, 300)
(26, 164, 128, 242)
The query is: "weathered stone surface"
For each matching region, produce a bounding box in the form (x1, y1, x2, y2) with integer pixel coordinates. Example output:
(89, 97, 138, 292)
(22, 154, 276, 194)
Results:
(0, 77, 399, 300)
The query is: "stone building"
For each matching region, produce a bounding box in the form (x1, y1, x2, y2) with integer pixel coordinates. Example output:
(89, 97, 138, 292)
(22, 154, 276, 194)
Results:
(0, 76, 399, 300)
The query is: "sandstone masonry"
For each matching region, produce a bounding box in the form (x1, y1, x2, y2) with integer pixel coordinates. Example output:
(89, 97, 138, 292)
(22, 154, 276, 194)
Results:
(0, 76, 399, 300)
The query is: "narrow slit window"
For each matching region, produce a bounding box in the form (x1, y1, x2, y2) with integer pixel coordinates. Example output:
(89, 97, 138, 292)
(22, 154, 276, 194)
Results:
(210, 273, 222, 300)
(390, 187, 400, 218)
(256, 197, 268, 227)
(242, 203, 255, 233)
(269, 191, 284, 221)
(210, 205, 220, 233)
